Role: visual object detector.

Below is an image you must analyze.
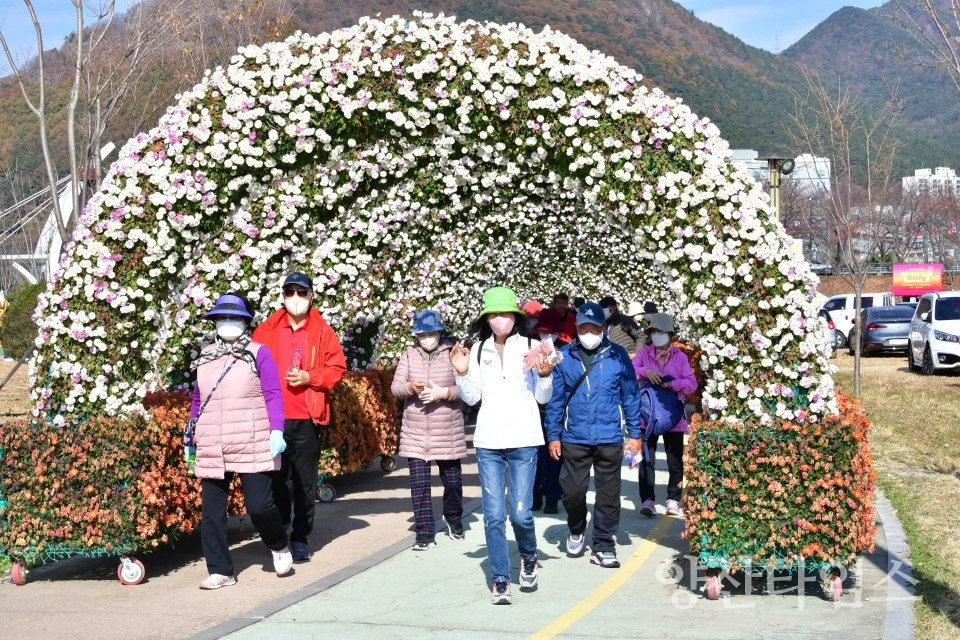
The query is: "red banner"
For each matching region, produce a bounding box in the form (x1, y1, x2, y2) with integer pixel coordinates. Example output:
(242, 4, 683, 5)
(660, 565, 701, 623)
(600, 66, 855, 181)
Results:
(892, 264, 943, 296)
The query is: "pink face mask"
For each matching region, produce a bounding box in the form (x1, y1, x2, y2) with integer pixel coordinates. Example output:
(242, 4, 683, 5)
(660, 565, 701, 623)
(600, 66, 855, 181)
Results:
(488, 315, 516, 337)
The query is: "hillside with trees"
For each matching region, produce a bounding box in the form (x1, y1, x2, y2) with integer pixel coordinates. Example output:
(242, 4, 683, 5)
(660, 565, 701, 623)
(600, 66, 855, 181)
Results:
(1, 0, 958, 201)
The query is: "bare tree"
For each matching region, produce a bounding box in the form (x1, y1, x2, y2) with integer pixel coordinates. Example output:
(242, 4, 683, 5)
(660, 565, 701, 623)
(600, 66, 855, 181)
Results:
(0, 1, 72, 243)
(887, 1, 960, 94)
(784, 67, 905, 397)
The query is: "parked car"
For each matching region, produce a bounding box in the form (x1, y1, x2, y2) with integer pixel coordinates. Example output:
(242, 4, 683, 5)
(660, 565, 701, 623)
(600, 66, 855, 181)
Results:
(896, 301, 918, 311)
(847, 306, 914, 355)
(810, 262, 835, 276)
(818, 309, 838, 358)
(908, 291, 960, 374)
(822, 293, 896, 349)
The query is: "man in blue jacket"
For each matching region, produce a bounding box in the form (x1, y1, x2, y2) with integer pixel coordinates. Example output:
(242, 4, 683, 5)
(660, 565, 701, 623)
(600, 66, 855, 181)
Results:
(545, 302, 642, 568)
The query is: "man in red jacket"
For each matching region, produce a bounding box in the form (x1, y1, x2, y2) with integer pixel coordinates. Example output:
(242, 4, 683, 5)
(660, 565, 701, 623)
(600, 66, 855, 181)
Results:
(252, 272, 347, 562)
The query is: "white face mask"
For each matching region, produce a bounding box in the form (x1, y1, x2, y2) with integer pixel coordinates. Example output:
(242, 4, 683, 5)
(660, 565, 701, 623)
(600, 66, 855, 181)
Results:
(539, 332, 559, 344)
(418, 335, 440, 352)
(284, 296, 311, 316)
(527, 317, 539, 329)
(602, 308, 613, 320)
(579, 332, 602, 350)
(216, 319, 246, 341)
(651, 332, 671, 348)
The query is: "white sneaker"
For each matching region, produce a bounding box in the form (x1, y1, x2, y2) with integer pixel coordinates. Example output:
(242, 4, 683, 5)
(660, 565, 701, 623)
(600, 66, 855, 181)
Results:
(199, 573, 237, 590)
(519, 555, 539, 589)
(272, 546, 293, 576)
(567, 533, 586, 556)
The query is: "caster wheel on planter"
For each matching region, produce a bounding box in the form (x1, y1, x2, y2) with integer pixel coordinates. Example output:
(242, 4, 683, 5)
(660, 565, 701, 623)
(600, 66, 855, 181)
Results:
(380, 456, 397, 473)
(705, 573, 720, 600)
(11, 561, 28, 586)
(823, 573, 842, 602)
(318, 484, 336, 503)
(118, 558, 146, 586)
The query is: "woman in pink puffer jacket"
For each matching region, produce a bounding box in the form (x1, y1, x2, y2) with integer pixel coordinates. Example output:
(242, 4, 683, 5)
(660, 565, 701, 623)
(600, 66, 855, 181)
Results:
(186, 294, 292, 590)
(391, 309, 467, 551)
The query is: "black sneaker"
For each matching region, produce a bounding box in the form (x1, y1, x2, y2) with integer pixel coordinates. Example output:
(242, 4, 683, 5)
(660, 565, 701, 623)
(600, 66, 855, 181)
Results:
(411, 535, 436, 551)
(519, 554, 539, 588)
(590, 550, 620, 568)
(532, 496, 544, 511)
(491, 580, 512, 605)
(544, 498, 559, 514)
(443, 516, 465, 540)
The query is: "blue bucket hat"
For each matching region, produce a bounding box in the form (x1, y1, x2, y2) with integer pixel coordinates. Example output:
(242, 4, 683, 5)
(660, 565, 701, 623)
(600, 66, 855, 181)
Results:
(576, 302, 605, 327)
(204, 294, 253, 319)
(411, 309, 447, 334)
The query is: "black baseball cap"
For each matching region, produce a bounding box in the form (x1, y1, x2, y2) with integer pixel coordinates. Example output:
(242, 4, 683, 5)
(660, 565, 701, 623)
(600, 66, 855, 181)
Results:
(283, 272, 313, 290)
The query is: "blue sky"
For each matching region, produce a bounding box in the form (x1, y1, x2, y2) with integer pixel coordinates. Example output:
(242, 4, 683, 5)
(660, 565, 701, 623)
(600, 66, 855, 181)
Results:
(0, 0, 135, 73)
(0, 0, 882, 71)
(675, 1, 883, 52)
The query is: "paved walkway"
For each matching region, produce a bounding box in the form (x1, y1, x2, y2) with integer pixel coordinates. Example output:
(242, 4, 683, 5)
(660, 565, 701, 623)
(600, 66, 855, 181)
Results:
(222, 459, 893, 640)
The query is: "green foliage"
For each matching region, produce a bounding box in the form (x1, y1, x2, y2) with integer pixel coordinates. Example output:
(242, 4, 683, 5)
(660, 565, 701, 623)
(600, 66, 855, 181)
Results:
(0, 282, 44, 360)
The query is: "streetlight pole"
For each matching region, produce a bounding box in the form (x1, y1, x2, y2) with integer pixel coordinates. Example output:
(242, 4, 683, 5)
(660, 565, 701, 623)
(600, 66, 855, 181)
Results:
(758, 155, 795, 222)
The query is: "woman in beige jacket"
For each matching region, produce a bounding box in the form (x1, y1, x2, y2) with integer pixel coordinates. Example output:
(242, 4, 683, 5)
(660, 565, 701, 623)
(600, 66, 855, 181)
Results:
(391, 309, 467, 551)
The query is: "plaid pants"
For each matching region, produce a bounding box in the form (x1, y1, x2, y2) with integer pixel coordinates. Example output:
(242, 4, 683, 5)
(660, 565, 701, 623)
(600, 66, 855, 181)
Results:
(408, 458, 463, 537)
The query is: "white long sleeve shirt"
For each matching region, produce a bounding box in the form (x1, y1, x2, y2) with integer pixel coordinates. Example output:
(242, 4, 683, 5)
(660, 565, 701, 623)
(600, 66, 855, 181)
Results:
(456, 334, 553, 449)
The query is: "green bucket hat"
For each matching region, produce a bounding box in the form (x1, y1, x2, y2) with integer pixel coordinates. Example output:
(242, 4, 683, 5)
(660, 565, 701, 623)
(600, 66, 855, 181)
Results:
(480, 286, 521, 316)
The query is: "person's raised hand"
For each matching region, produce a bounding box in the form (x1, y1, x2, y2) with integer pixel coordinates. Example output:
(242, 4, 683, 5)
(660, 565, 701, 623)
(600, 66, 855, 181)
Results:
(409, 380, 426, 394)
(536, 352, 556, 377)
(548, 441, 562, 461)
(645, 369, 663, 386)
(450, 342, 470, 375)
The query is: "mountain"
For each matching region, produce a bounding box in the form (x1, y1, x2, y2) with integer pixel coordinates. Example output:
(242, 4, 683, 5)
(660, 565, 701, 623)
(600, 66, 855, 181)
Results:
(2, 0, 959, 186)
(783, 2, 960, 168)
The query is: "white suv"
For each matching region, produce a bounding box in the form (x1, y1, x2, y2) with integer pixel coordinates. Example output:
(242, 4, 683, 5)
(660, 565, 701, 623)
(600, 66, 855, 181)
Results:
(908, 291, 960, 374)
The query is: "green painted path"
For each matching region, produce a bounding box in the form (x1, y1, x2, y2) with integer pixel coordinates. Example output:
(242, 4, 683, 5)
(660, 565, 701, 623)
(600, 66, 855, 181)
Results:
(223, 460, 893, 640)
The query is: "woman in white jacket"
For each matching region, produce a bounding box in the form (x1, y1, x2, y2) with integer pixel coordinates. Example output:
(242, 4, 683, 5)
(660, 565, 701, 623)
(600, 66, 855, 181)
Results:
(450, 287, 555, 605)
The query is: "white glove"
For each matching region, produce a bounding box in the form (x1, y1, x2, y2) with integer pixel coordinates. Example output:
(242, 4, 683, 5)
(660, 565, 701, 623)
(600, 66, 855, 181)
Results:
(418, 380, 449, 404)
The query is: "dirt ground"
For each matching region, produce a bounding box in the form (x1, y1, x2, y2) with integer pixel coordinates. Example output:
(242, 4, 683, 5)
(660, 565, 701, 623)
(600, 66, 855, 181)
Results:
(0, 359, 32, 417)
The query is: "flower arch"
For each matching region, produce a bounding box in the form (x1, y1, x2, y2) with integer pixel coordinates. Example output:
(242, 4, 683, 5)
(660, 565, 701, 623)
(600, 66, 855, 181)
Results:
(28, 13, 872, 569)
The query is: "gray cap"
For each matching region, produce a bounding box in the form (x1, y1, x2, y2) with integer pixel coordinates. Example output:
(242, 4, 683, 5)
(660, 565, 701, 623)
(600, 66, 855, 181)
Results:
(645, 313, 675, 333)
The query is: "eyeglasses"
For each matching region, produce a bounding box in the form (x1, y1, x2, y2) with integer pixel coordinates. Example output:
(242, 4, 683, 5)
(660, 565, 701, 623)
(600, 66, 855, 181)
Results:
(283, 288, 311, 298)
(217, 315, 247, 323)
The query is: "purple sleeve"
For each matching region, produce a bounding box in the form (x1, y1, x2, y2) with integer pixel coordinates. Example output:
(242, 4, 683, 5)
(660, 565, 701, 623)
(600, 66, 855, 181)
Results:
(190, 382, 201, 420)
(257, 346, 286, 431)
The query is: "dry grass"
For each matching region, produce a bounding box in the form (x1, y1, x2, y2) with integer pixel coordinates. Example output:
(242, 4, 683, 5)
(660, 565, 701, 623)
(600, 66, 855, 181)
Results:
(833, 352, 960, 639)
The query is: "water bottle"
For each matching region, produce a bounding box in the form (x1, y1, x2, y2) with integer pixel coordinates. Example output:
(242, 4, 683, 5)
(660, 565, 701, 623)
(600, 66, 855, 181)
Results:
(289, 348, 302, 372)
(187, 451, 197, 476)
(624, 447, 636, 466)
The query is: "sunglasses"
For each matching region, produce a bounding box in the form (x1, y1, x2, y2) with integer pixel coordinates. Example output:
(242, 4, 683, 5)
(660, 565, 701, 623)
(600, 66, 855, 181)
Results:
(283, 288, 311, 298)
(216, 314, 247, 323)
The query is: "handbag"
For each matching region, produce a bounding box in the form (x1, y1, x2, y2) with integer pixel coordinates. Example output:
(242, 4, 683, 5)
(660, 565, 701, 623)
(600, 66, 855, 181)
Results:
(183, 359, 238, 447)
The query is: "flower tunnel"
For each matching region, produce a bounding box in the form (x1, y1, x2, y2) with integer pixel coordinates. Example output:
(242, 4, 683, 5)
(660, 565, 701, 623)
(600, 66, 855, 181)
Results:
(2, 13, 873, 572)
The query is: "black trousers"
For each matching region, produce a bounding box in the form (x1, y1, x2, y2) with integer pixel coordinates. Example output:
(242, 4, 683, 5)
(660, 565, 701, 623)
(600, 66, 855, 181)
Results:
(272, 418, 322, 544)
(201, 472, 288, 576)
(639, 431, 685, 503)
(560, 442, 622, 553)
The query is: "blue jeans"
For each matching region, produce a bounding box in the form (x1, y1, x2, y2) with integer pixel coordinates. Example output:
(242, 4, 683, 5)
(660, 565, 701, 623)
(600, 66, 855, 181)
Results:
(475, 446, 539, 584)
